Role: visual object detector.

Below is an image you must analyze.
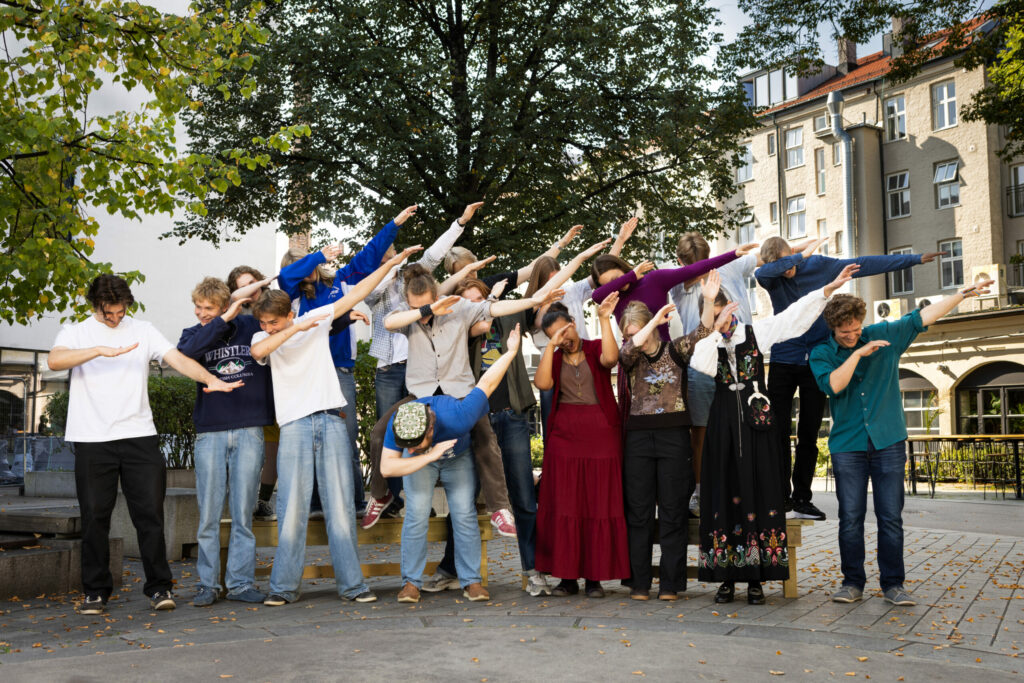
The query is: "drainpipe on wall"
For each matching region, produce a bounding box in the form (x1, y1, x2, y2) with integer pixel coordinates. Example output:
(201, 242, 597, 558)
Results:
(877, 90, 890, 298)
(827, 91, 855, 292)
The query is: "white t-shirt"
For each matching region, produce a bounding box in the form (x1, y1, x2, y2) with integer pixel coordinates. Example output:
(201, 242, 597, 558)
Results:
(252, 305, 346, 426)
(53, 316, 175, 443)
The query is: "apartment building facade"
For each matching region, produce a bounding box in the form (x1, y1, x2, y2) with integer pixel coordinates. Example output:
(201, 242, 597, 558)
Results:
(718, 20, 1024, 436)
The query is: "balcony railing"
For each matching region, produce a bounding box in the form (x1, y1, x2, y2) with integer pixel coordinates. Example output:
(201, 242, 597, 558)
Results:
(905, 435, 1023, 500)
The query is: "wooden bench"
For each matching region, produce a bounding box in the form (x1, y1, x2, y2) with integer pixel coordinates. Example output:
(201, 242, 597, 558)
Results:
(219, 515, 494, 587)
(518, 518, 813, 598)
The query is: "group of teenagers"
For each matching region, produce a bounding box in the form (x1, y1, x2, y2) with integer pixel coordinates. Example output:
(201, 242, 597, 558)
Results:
(49, 201, 993, 615)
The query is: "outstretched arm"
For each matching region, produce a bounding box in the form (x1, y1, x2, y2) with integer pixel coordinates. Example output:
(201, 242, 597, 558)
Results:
(516, 224, 583, 286)
(380, 439, 458, 478)
(438, 255, 496, 295)
(476, 325, 523, 397)
(163, 349, 243, 393)
(920, 280, 992, 326)
(251, 311, 331, 361)
(597, 292, 620, 368)
(331, 246, 422, 319)
(609, 216, 638, 258)
(48, 343, 139, 371)
(230, 275, 276, 302)
(545, 238, 612, 293)
(417, 202, 480, 272)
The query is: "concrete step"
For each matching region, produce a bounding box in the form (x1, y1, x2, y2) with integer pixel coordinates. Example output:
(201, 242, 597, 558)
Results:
(0, 532, 38, 550)
(0, 506, 81, 536)
(0, 537, 123, 600)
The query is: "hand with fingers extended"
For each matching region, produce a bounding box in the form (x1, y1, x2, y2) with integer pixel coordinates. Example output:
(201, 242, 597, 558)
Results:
(203, 378, 245, 394)
(700, 269, 721, 301)
(961, 279, 994, 298)
(919, 251, 947, 264)
(394, 205, 419, 226)
(533, 288, 565, 308)
(854, 339, 890, 358)
(558, 224, 582, 248)
(824, 264, 860, 297)
(95, 343, 139, 358)
(296, 313, 331, 332)
(459, 201, 484, 225)
(549, 321, 576, 347)
(505, 323, 522, 353)
(735, 242, 760, 257)
(617, 216, 639, 243)
(597, 291, 619, 319)
(713, 302, 741, 333)
(653, 303, 675, 326)
(425, 439, 458, 463)
(430, 295, 462, 316)
(632, 260, 655, 280)
(320, 244, 344, 262)
(387, 245, 423, 268)
(490, 279, 508, 300)
(465, 255, 496, 274)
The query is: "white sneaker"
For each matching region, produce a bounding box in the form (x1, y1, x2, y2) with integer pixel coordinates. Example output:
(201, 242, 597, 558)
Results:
(688, 492, 700, 517)
(526, 573, 551, 597)
(420, 572, 460, 593)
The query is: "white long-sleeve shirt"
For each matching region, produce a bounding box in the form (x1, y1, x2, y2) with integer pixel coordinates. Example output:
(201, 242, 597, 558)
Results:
(530, 277, 597, 353)
(691, 287, 830, 379)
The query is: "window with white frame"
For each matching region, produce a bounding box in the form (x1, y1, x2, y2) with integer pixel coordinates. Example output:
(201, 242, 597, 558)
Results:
(887, 171, 911, 219)
(767, 133, 776, 156)
(890, 246, 914, 295)
(785, 128, 803, 169)
(939, 238, 964, 289)
(755, 73, 769, 108)
(932, 80, 957, 130)
(813, 112, 829, 132)
(769, 201, 778, 224)
(885, 95, 906, 141)
(834, 230, 844, 254)
(934, 160, 960, 208)
(1011, 164, 1024, 217)
(832, 141, 842, 165)
(738, 220, 755, 245)
(816, 218, 827, 238)
(903, 389, 940, 435)
(815, 148, 826, 194)
(786, 195, 806, 238)
(737, 143, 753, 182)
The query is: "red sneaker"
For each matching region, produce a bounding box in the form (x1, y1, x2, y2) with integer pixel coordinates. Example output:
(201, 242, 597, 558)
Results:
(360, 492, 394, 529)
(490, 509, 517, 537)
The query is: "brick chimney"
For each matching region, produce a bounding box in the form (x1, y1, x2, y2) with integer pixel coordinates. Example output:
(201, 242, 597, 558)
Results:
(889, 16, 915, 58)
(837, 37, 857, 75)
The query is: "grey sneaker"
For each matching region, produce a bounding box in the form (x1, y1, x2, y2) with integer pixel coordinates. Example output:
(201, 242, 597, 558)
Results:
(226, 586, 267, 603)
(78, 595, 106, 615)
(149, 590, 176, 610)
(831, 585, 863, 603)
(254, 499, 276, 521)
(883, 586, 916, 606)
(192, 586, 218, 607)
(526, 572, 551, 597)
(343, 590, 378, 603)
(420, 572, 460, 593)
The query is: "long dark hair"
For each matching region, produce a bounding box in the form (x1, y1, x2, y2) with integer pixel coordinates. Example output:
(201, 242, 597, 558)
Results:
(591, 254, 632, 282)
(541, 302, 573, 332)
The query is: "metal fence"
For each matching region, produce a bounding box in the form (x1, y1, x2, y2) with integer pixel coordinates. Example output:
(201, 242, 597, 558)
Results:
(905, 435, 1023, 500)
(0, 435, 75, 480)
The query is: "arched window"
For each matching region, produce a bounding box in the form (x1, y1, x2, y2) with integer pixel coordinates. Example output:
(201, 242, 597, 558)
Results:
(898, 369, 939, 435)
(956, 362, 1024, 435)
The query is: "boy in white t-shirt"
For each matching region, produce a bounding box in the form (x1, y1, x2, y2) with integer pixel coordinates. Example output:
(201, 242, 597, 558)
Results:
(250, 246, 419, 606)
(48, 275, 243, 615)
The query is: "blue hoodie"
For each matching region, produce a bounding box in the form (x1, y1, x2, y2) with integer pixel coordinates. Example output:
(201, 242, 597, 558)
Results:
(277, 220, 400, 368)
(177, 315, 275, 433)
(755, 252, 923, 365)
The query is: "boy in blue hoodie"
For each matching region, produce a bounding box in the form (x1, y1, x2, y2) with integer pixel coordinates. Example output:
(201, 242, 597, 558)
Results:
(177, 278, 276, 606)
(755, 236, 943, 521)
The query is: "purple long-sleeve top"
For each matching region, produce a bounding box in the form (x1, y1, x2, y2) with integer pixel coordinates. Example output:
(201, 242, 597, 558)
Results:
(592, 250, 739, 340)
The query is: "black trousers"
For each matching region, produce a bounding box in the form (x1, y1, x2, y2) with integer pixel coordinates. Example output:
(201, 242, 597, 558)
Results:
(623, 426, 691, 593)
(767, 362, 826, 503)
(74, 436, 173, 599)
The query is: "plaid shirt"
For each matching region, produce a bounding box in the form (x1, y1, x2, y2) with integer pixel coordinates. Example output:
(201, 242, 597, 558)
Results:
(366, 219, 465, 365)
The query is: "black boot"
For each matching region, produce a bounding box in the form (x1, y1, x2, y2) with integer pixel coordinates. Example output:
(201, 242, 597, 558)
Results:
(747, 582, 765, 605)
(714, 582, 735, 603)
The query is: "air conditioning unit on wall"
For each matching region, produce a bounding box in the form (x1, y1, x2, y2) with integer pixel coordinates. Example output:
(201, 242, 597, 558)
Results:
(874, 298, 903, 323)
(915, 294, 944, 309)
(971, 264, 1007, 299)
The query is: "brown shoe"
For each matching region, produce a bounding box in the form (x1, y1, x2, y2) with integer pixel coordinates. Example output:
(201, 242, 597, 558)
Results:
(397, 583, 420, 603)
(463, 583, 490, 602)
(658, 591, 679, 601)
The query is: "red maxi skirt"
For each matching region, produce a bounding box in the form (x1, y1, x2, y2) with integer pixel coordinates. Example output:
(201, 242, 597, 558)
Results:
(535, 403, 630, 580)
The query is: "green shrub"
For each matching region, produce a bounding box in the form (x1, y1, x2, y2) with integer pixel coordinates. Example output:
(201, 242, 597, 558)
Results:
(43, 375, 197, 468)
(815, 437, 830, 477)
(353, 340, 377, 472)
(531, 434, 544, 469)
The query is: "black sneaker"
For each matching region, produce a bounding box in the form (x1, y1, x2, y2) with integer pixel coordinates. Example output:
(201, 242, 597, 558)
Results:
(254, 499, 276, 521)
(788, 500, 826, 521)
(78, 594, 107, 615)
(264, 593, 291, 606)
(149, 590, 176, 610)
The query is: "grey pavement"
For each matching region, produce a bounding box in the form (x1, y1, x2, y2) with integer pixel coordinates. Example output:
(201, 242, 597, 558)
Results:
(1, 488, 1022, 681)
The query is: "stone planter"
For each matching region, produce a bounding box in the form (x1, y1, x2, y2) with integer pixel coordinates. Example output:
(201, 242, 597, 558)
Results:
(24, 471, 77, 498)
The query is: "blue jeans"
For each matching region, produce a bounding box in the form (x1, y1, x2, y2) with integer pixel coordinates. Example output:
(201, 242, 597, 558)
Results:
(194, 427, 264, 592)
(402, 448, 481, 588)
(271, 412, 369, 600)
(831, 440, 907, 592)
(336, 368, 364, 509)
(374, 362, 407, 499)
(491, 409, 536, 571)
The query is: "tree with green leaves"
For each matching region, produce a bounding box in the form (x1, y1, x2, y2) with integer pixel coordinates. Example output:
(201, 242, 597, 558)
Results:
(0, 0, 308, 325)
(724, 0, 1023, 157)
(178, 0, 758, 268)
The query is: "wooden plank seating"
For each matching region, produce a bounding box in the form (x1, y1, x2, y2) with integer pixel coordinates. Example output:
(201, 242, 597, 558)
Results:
(518, 518, 813, 598)
(219, 515, 494, 588)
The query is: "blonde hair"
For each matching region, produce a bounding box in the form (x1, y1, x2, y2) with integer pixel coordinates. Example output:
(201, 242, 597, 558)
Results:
(618, 300, 654, 334)
(443, 246, 476, 275)
(281, 247, 333, 299)
(191, 277, 230, 309)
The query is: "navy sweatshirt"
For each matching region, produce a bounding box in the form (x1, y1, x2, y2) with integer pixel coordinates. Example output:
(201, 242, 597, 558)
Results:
(755, 252, 923, 365)
(177, 315, 275, 433)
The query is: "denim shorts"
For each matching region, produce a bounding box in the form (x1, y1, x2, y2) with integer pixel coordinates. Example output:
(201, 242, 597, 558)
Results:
(687, 365, 715, 427)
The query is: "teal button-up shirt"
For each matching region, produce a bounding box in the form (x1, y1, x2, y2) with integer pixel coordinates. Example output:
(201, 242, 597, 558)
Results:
(809, 309, 927, 454)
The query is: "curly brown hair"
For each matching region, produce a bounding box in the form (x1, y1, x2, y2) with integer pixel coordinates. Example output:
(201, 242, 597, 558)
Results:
(823, 294, 867, 330)
(86, 274, 134, 310)
(226, 265, 266, 293)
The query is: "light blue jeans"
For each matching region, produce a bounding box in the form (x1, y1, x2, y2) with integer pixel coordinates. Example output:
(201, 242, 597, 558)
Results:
(194, 427, 264, 593)
(401, 448, 481, 588)
(271, 412, 369, 600)
(336, 368, 365, 509)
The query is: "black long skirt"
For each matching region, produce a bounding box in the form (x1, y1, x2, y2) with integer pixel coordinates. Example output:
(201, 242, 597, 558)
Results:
(698, 385, 790, 583)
